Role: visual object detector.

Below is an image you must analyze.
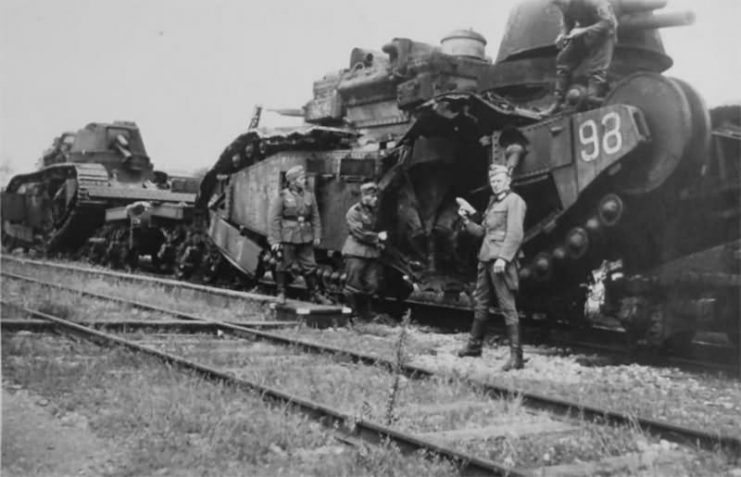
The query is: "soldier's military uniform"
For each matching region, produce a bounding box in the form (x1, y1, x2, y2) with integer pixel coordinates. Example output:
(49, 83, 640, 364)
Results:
(552, 0, 618, 108)
(342, 182, 384, 320)
(268, 165, 327, 303)
(458, 165, 527, 370)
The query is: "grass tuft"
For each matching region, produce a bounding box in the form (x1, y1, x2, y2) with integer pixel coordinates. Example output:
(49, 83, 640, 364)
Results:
(384, 310, 411, 426)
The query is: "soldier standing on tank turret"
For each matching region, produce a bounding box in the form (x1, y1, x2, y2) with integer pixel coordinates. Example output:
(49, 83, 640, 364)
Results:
(268, 165, 330, 305)
(457, 165, 527, 371)
(544, 0, 618, 115)
(342, 181, 388, 321)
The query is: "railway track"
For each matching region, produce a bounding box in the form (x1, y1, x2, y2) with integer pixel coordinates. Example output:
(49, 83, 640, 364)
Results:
(4, 304, 518, 475)
(3, 257, 740, 475)
(4, 254, 737, 375)
(1, 302, 711, 476)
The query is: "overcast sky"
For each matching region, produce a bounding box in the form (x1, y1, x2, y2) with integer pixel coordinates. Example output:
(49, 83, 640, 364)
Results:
(1, 0, 739, 179)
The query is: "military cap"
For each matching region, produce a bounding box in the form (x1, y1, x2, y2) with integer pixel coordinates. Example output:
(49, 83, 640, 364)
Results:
(285, 165, 305, 183)
(489, 164, 510, 177)
(360, 181, 379, 195)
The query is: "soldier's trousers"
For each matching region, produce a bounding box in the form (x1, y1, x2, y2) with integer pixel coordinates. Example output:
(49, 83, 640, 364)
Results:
(556, 32, 615, 84)
(472, 260, 519, 326)
(343, 256, 381, 295)
(277, 242, 317, 275)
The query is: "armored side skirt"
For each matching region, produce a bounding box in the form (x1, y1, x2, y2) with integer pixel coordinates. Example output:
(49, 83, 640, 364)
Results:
(208, 216, 262, 276)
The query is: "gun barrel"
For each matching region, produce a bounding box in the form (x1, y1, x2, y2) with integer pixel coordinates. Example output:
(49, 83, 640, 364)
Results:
(267, 108, 305, 117)
(619, 11, 696, 30)
(615, 0, 668, 14)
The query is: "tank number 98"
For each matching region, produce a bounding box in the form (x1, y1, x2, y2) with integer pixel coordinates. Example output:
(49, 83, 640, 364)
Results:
(578, 112, 622, 162)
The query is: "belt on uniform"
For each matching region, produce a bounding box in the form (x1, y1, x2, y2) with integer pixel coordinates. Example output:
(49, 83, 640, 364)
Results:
(282, 217, 309, 223)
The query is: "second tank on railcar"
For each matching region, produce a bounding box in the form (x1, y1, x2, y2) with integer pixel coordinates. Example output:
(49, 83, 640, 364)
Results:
(1, 121, 199, 270)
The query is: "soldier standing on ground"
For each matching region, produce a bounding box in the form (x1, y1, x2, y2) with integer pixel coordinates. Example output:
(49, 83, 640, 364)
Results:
(341, 181, 388, 321)
(544, 0, 618, 115)
(457, 164, 527, 371)
(268, 165, 330, 305)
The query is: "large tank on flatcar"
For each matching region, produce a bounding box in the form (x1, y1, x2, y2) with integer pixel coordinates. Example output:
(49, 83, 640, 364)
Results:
(1, 121, 198, 269)
(199, 0, 739, 344)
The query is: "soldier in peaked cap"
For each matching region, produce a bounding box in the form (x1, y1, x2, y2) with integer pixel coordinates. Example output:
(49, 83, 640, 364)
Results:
(457, 164, 527, 371)
(268, 165, 330, 304)
(341, 181, 388, 321)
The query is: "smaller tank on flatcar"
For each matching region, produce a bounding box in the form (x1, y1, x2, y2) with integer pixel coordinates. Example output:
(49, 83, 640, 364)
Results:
(1, 121, 198, 270)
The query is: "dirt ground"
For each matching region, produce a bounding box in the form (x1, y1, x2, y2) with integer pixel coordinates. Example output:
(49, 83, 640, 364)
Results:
(2, 382, 118, 477)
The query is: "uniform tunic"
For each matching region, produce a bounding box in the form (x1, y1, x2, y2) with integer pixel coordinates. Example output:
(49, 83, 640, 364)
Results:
(464, 191, 527, 325)
(267, 186, 321, 273)
(342, 202, 383, 295)
(556, 0, 618, 83)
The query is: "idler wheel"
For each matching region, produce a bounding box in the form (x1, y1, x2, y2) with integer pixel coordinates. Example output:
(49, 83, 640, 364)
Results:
(604, 73, 704, 195)
(553, 246, 567, 261)
(532, 252, 553, 282)
(585, 217, 601, 233)
(597, 194, 624, 227)
(565, 227, 589, 259)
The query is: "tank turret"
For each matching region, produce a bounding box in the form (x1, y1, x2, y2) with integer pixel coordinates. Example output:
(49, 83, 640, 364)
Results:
(485, 0, 694, 105)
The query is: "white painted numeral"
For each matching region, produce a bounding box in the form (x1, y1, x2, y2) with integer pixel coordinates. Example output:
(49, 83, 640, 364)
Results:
(601, 112, 622, 155)
(579, 120, 600, 162)
(578, 112, 623, 162)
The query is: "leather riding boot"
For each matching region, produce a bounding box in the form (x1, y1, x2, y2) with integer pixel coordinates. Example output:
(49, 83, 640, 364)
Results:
(357, 294, 374, 322)
(306, 274, 332, 305)
(344, 291, 358, 316)
(275, 271, 287, 304)
(345, 291, 370, 322)
(501, 323, 524, 371)
(458, 314, 487, 357)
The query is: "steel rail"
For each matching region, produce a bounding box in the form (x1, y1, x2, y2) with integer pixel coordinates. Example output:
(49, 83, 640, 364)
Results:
(2, 300, 522, 477)
(0, 318, 292, 333)
(4, 262, 740, 456)
(2, 255, 280, 304)
(2, 271, 275, 326)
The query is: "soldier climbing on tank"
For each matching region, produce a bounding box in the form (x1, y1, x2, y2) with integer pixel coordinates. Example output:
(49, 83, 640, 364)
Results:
(341, 181, 388, 321)
(543, 0, 618, 115)
(457, 164, 527, 371)
(268, 165, 331, 305)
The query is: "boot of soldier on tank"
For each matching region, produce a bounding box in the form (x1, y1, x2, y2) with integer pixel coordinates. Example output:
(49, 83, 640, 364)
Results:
(275, 271, 287, 305)
(541, 69, 571, 116)
(586, 76, 608, 106)
(305, 274, 332, 305)
(457, 314, 487, 358)
(501, 323, 524, 371)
